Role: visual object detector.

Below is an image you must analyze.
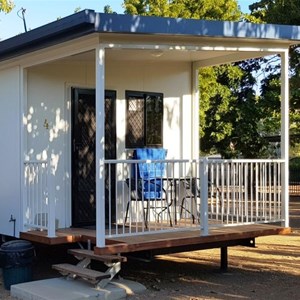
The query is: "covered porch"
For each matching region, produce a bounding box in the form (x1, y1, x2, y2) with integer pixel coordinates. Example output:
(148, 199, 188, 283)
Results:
(18, 12, 292, 252)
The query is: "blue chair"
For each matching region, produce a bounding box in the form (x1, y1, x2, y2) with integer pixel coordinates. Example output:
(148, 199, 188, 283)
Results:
(125, 148, 172, 228)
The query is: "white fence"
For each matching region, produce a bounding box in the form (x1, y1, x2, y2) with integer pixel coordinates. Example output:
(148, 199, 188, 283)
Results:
(104, 158, 284, 238)
(207, 159, 283, 226)
(23, 158, 285, 240)
(23, 160, 56, 237)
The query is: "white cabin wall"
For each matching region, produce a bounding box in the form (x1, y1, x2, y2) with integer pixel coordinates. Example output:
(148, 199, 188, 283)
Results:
(26, 62, 95, 228)
(26, 58, 193, 228)
(0, 67, 22, 237)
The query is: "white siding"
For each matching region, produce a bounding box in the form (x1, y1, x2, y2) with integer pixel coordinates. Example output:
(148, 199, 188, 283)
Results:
(0, 67, 22, 237)
(26, 62, 95, 228)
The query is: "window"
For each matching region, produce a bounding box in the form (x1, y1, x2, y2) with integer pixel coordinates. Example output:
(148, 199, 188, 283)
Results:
(126, 91, 163, 148)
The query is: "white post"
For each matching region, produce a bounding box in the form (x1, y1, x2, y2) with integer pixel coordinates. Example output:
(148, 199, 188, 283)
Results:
(280, 50, 289, 228)
(192, 63, 199, 160)
(200, 157, 209, 235)
(96, 45, 106, 248)
(47, 160, 56, 237)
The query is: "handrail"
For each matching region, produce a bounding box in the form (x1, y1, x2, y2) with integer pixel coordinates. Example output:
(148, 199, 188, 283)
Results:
(103, 158, 284, 239)
(23, 160, 56, 237)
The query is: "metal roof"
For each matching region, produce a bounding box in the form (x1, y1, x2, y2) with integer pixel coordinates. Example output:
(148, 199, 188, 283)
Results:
(0, 9, 300, 61)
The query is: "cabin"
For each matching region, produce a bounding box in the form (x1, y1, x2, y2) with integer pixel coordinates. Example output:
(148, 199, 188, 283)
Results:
(0, 10, 298, 273)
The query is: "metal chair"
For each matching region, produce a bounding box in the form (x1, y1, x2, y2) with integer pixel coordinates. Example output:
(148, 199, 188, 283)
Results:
(177, 177, 200, 223)
(177, 178, 220, 224)
(125, 148, 172, 228)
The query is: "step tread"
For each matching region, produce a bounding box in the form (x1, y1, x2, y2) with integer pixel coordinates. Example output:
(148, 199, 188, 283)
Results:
(68, 249, 127, 263)
(52, 263, 111, 281)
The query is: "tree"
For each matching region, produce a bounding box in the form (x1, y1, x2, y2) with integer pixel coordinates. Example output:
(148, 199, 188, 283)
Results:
(0, 0, 14, 13)
(123, 0, 241, 20)
(123, 0, 268, 158)
(104, 5, 117, 14)
(250, 0, 300, 25)
(200, 60, 268, 158)
(249, 0, 300, 154)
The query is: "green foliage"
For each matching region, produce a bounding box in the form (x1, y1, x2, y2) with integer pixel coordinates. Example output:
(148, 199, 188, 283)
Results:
(249, 0, 300, 157)
(121, 0, 277, 158)
(123, 0, 241, 20)
(290, 143, 300, 158)
(104, 5, 117, 14)
(250, 0, 300, 25)
(289, 157, 300, 170)
(200, 62, 268, 158)
(0, 0, 14, 13)
(123, 0, 169, 16)
(257, 73, 281, 135)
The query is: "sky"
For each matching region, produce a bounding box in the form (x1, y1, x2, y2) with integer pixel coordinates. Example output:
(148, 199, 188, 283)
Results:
(0, 0, 254, 41)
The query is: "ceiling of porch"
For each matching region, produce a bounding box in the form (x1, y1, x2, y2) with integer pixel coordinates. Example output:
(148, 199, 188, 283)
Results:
(58, 47, 273, 66)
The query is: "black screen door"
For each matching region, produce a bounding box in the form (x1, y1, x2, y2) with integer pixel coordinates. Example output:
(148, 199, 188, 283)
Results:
(71, 88, 116, 227)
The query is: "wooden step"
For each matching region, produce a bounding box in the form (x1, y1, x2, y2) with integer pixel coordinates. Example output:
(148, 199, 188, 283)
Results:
(68, 249, 127, 263)
(52, 263, 111, 282)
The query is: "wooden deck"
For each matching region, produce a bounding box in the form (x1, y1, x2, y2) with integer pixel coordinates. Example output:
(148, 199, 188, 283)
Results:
(20, 224, 291, 256)
(20, 227, 97, 245)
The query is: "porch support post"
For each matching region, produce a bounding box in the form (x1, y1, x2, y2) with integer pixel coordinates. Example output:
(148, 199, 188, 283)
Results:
(280, 49, 289, 228)
(192, 63, 199, 160)
(200, 157, 209, 235)
(95, 45, 106, 248)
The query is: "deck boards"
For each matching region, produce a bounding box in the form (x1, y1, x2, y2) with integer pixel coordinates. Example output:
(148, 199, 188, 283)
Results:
(20, 224, 291, 255)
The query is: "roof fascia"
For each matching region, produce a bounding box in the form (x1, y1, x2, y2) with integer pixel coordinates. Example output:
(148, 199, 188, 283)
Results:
(0, 9, 97, 61)
(0, 34, 99, 70)
(95, 13, 300, 42)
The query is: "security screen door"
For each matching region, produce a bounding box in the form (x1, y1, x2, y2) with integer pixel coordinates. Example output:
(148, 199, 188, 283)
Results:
(71, 88, 116, 227)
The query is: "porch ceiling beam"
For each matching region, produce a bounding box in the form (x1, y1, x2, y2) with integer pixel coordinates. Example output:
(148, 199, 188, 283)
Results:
(103, 43, 288, 65)
(193, 51, 278, 68)
(103, 43, 288, 53)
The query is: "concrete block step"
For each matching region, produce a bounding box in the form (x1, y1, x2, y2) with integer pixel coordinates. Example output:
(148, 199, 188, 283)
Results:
(68, 249, 127, 263)
(52, 263, 111, 282)
(11, 277, 146, 300)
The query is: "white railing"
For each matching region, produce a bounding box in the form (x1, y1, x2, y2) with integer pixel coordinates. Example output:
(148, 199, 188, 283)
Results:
(206, 159, 283, 227)
(23, 158, 285, 241)
(24, 160, 56, 237)
(104, 159, 201, 237)
(104, 158, 284, 238)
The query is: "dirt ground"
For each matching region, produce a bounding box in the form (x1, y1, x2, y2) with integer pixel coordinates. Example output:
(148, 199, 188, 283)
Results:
(1, 197, 300, 300)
